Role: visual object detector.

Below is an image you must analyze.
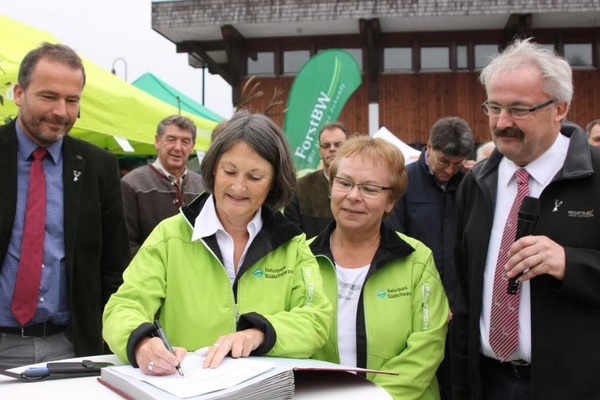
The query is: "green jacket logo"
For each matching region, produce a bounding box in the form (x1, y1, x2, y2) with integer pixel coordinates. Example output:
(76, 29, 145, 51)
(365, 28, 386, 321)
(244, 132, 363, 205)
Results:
(377, 287, 411, 299)
(253, 269, 265, 278)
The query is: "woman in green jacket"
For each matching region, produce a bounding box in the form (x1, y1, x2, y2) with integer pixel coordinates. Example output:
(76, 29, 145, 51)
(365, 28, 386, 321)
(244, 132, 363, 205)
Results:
(310, 136, 449, 400)
(103, 110, 331, 375)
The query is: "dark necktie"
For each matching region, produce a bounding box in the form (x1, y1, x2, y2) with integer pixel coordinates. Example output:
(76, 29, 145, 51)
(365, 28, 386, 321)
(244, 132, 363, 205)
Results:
(11, 147, 48, 326)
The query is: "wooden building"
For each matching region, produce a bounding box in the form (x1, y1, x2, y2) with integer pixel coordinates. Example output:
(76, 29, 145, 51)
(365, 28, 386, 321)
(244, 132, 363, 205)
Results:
(152, 0, 600, 145)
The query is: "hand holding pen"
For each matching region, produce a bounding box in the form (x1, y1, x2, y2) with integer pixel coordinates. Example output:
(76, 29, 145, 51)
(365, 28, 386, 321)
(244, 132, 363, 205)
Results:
(154, 319, 185, 377)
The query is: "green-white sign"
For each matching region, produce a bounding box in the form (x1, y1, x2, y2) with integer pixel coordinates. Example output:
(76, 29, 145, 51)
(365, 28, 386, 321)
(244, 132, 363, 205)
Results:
(283, 50, 362, 172)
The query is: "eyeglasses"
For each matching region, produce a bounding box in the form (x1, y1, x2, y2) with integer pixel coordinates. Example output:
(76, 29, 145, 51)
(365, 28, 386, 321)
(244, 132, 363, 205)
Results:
(481, 99, 555, 119)
(436, 157, 465, 169)
(332, 176, 392, 198)
(319, 141, 344, 150)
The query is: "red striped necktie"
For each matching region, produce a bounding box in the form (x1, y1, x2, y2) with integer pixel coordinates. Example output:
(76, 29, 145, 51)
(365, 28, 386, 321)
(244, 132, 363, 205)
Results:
(489, 167, 530, 361)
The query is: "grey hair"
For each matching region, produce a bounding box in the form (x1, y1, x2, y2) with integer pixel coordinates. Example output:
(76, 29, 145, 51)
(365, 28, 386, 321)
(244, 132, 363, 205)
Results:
(479, 37, 573, 104)
(156, 115, 197, 141)
(429, 117, 474, 158)
(200, 109, 297, 210)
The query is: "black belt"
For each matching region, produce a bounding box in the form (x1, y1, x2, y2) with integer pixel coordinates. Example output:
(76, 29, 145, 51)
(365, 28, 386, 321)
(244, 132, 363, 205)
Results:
(0, 323, 67, 338)
(480, 355, 531, 379)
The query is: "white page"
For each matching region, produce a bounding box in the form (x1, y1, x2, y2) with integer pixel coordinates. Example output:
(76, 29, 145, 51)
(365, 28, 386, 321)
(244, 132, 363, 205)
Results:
(111, 354, 276, 398)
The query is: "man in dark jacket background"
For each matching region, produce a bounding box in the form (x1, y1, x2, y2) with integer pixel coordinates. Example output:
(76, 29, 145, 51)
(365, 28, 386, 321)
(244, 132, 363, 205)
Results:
(386, 116, 474, 400)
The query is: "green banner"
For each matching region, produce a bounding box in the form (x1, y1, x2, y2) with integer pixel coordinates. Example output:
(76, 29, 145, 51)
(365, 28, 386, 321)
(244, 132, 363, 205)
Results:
(283, 49, 362, 172)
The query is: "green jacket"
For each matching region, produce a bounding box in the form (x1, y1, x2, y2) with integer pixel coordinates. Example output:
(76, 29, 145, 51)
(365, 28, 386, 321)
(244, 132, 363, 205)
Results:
(309, 222, 449, 400)
(103, 193, 332, 365)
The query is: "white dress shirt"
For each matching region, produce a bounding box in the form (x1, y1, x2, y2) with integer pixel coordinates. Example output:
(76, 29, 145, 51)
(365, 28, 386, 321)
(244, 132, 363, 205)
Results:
(480, 132, 569, 362)
(191, 195, 262, 285)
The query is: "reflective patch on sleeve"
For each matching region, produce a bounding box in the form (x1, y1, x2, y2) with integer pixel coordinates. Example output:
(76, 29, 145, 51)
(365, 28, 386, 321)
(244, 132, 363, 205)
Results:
(422, 284, 431, 331)
(301, 266, 315, 308)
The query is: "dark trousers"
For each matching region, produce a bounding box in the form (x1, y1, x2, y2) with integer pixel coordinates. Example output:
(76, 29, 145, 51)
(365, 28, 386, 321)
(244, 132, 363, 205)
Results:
(480, 355, 531, 400)
(437, 336, 452, 400)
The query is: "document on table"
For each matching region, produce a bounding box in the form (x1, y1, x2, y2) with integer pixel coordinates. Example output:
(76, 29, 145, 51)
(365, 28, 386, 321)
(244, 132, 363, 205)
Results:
(109, 354, 278, 398)
(99, 352, 395, 399)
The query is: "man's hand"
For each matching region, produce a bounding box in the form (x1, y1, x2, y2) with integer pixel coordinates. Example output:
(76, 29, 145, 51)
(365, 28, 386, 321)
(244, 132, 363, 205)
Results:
(505, 235, 566, 282)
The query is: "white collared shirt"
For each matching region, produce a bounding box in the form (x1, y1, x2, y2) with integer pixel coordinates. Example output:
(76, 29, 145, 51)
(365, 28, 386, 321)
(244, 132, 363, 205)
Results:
(480, 132, 569, 362)
(191, 195, 262, 285)
(153, 158, 187, 187)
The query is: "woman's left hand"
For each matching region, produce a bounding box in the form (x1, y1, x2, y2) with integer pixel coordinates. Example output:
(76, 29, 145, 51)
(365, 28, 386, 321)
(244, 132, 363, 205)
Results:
(202, 328, 265, 368)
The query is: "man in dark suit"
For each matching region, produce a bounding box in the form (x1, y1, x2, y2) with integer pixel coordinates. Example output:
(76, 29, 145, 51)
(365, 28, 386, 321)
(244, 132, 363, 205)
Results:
(0, 42, 131, 369)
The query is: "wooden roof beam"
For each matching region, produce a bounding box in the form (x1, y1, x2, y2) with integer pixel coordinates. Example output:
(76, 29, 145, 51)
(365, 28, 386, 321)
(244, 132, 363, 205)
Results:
(360, 18, 382, 103)
(503, 13, 533, 49)
(221, 25, 246, 86)
(176, 41, 233, 85)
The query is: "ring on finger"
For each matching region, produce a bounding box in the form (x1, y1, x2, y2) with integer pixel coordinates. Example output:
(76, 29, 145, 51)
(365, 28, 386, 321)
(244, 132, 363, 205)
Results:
(213, 342, 220, 347)
(148, 361, 154, 372)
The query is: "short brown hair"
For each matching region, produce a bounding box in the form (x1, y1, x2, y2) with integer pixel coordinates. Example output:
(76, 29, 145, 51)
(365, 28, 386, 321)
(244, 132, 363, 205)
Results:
(319, 121, 349, 142)
(19, 42, 86, 89)
(586, 119, 600, 137)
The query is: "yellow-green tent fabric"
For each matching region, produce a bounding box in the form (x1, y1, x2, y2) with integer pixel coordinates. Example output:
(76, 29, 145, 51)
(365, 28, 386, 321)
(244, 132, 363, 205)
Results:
(0, 14, 216, 154)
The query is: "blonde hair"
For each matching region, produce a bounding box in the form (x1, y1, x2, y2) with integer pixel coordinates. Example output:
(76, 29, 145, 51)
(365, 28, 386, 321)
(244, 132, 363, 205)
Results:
(328, 135, 408, 206)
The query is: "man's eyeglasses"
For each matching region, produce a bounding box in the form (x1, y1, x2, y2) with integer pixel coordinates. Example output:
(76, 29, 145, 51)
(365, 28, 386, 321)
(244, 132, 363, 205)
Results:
(436, 158, 465, 169)
(319, 142, 344, 150)
(332, 176, 392, 198)
(481, 99, 555, 119)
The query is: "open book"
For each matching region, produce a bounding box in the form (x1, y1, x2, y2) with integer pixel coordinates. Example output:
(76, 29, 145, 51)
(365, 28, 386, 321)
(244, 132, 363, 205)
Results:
(98, 351, 396, 400)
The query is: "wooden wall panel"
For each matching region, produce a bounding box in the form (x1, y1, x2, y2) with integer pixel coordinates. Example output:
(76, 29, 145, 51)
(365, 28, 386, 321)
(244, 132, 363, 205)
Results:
(379, 72, 489, 145)
(239, 70, 600, 149)
(571, 70, 600, 128)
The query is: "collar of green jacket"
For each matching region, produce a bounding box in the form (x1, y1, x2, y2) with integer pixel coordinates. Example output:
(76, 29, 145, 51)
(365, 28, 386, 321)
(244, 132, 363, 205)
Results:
(180, 191, 304, 250)
(308, 220, 415, 272)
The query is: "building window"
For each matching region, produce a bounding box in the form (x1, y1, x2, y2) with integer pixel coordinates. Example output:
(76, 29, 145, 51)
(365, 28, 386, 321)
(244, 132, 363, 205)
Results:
(475, 44, 499, 69)
(564, 43, 593, 67)
(284, 50, 310, 74)
(457, 45, 468, 70)
(421, 47, 449, 70)
(248, 52, 274, 75)
(384, 47, 412, 71)
(538, 43, 555, 52)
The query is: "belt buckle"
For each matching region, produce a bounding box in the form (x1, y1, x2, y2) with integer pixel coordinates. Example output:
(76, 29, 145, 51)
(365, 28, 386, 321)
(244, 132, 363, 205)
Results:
(20, 326, 31, 338)
(20, 323, 47, 338)
(510, 360, 530, 379)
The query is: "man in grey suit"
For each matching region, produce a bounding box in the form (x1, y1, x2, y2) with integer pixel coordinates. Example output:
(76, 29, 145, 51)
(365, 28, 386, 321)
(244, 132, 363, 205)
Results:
(0, 42, 131, 368)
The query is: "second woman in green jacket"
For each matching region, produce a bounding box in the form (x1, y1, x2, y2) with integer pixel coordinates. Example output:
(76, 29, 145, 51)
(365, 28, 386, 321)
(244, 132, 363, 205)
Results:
(310, 136, 449, 400)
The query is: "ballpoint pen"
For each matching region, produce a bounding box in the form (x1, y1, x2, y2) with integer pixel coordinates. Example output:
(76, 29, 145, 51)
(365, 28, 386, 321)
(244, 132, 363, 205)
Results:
(154, 319, 184, 377)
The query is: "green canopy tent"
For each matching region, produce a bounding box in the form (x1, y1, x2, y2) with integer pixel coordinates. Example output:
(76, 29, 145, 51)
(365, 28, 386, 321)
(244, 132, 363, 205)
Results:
(0, 14, 217, 154)
(132, 72, 225, 123)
